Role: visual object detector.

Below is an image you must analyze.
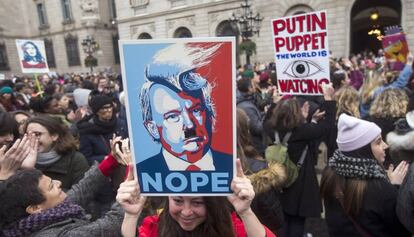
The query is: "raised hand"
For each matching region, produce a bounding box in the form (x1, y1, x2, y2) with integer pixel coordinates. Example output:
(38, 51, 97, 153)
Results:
(114, 137, 132, 165)
(0, 136, 30, 180)
(21, 133, 39, 169)
(227, 159, 255, 216)
(387, 161, 409, 185)
(116, 165, 146, 216)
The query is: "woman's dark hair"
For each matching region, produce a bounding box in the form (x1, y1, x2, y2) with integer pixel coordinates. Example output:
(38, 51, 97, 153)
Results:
(25, 115, 77, 155)
(237, 108, 261, 173)
(237, 78, 252, 93)
(0, 112, 19, 138)
(158, 197, 236, 237)
(320, 143, 375, 217)
(0, 169, 45, 227)
(29, 96, 54, 113)
(22, 41, 44, 63)
(266, 98, 304, 133)
(331, 70, 346, 90)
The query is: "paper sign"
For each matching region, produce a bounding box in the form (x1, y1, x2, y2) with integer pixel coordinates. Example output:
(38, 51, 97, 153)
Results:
(119, 38, 236, 195)
(15, 39, 49, 74)
(272, 10, 330, 95)
(382, 32, 409, 71)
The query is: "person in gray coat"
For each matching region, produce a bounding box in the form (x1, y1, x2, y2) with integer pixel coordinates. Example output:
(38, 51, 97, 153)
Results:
(0, 155, 124, 237)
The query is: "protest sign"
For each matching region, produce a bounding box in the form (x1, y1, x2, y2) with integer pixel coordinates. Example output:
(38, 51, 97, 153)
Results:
(15, 39, 49, 74)
(119, 38, 236, 195)
(382, 30, 409, 71)
(272, 10, 330, 95)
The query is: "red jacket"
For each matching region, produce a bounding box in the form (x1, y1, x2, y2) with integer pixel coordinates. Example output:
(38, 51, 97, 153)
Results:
(138, 212, 276, 237)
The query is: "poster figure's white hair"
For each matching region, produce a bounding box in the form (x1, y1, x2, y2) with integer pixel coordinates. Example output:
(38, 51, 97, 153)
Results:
(139, 43, 222, 134)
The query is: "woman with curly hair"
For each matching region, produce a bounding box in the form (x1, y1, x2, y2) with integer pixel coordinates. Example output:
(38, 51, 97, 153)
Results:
(367, 88, 408, 143)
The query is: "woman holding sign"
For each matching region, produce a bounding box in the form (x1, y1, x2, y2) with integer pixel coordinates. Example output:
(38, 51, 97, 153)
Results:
(117, 159, 276, 237)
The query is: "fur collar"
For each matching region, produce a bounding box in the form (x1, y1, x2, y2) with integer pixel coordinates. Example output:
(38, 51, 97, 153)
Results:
(387, 130, 414, 150)
(248, 162, 286, 194)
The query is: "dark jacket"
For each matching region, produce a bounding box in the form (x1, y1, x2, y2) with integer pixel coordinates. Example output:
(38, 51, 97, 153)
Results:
(77, 116, 128, 164)
(248, 160, 286, 234)
(277, 101, 336, 217)
(35, 151, 90, 191)
(30, 165, 123, 237)
(397, 164, 414, 234)
(325, 179, 410, 237)
(237, 92, 265, 153)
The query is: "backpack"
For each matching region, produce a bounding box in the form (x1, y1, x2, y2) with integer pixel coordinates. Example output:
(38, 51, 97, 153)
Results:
(265, 132, 308, 188)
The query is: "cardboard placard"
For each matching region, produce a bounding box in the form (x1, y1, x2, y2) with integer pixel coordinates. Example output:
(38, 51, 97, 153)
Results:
(272, 10, 330, 95)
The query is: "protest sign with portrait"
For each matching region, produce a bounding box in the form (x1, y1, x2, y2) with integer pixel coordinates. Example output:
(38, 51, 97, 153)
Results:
(119, 38, 236, 195)
(15, 39, 49, 74)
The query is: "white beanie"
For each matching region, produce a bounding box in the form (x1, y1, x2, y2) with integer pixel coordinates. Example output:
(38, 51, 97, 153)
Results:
(336, 114, 381, 152)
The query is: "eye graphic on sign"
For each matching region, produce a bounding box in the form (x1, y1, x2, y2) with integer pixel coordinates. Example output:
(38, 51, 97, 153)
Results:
(283, 60, 323, 78)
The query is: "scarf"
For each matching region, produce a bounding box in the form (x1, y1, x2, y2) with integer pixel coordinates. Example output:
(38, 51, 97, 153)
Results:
(3, 200, 86, 237)
(77, 114, 117, 135)
(36, 150, 61, 166)
(328, 150, 387, 179)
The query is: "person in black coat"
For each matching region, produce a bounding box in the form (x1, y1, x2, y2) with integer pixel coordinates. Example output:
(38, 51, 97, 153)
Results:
(321, 114, 410, 237)
(263, 85, 336, 237)
(236, 77, 265, 154)
(77, 94, 128, 165)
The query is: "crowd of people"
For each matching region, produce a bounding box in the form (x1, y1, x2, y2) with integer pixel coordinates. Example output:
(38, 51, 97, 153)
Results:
(0, 48, 413, 237)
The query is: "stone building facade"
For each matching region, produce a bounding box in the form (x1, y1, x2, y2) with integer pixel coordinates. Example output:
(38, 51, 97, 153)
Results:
(116, 0, 414, 66)
(0, 0, 119, 77)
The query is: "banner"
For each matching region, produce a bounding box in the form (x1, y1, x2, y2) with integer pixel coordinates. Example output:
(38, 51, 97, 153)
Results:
(272, 10, 330, 95)
(15, 39, 49, 74)
(382, 32, 409, 71)
(119, 38, 236, 195)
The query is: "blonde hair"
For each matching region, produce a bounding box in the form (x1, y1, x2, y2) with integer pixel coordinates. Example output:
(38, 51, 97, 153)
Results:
(360, 70, 383, 104)
(334, 86, 360, 119)
(369, 88, 408, 118)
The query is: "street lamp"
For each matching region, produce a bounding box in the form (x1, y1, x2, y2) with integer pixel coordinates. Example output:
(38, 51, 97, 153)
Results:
(81, 35, 99, 73)
(230, 0, 263, 65)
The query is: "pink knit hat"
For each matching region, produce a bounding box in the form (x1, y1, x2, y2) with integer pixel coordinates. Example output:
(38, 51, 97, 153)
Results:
(336, 114, 381, 151)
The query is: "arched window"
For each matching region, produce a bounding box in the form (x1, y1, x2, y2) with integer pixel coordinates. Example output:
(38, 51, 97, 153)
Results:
(0, 43, 10, 70)
(65, 34, 81, 66)
(138, 33, 152, 39)
(350, 0, 401, 54)
(112, 34, 120, 64)
(284, 4, 314, 16)
(173, 27, 192, 38)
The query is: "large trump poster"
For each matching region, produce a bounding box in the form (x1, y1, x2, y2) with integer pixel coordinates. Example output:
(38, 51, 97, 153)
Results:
(15, 39, 49, 74)
(272, 10, 330, 95)
(119, 38, 236, 195)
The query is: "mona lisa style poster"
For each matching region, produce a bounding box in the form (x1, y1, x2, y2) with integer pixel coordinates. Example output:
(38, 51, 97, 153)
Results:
(119, 38, 236, 195)
(16, 39, 49, 74)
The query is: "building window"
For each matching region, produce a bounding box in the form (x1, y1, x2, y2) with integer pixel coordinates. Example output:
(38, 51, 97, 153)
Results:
(173, 27, 192, 38)
(44, 39, 56, 68)
(112, 34, 120, 64)
(61, 0, 73, 23)
(37, 3, 48, 27)
(138, 33, 152, 39)
(0, 43, 10, 70)
(65, 35, 81, 66)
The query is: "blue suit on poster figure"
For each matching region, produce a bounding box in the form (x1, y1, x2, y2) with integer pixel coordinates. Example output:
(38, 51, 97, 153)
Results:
(136, 43, 233, 179)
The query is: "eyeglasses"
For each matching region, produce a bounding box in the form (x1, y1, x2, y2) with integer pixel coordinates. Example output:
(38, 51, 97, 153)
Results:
(30, 131, 47, 138)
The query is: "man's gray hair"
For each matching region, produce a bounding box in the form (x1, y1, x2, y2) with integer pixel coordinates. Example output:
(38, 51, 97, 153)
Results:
(139, 43, 221, 124)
